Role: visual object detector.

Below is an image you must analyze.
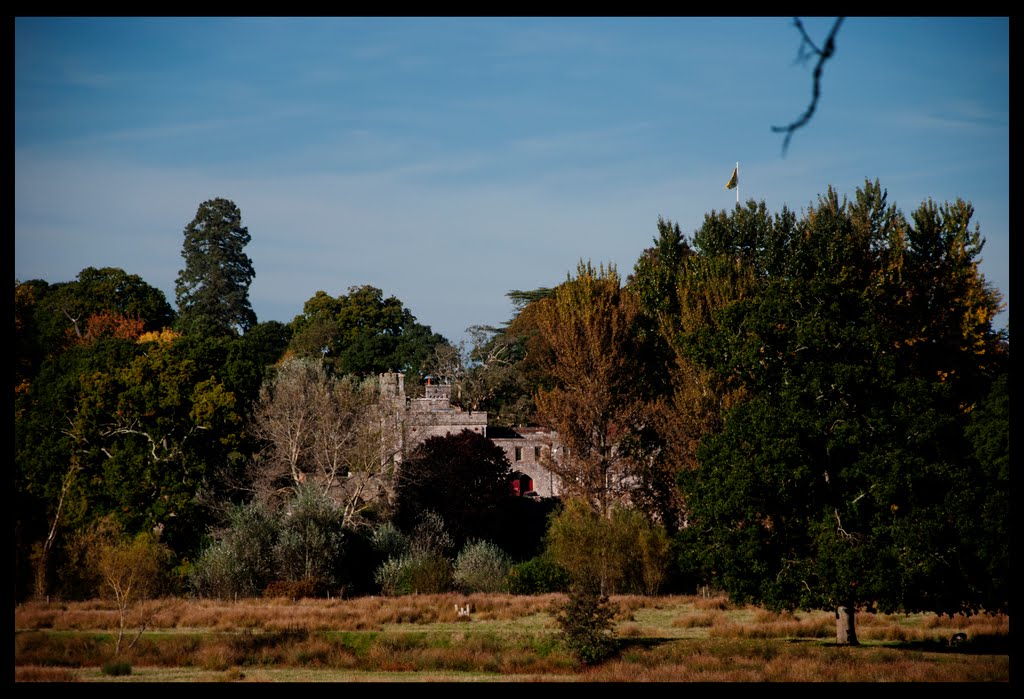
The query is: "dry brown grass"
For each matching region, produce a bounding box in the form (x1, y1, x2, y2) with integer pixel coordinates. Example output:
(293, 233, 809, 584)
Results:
(14, 594, 541, 633)
(691, 593, 735, 611)
(671, 611, 721, 628)
(14, 593, 1010, 682)
(710, 609, 834, 639)
(15, 665, 82, 682)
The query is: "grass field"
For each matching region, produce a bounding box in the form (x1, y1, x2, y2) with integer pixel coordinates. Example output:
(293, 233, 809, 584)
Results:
(14, 593, 1010, 682)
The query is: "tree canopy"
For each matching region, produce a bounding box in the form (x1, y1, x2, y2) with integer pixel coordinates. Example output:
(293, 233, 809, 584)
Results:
(452, 289, 556, 427)
(16, 333, 250, 582)
(16, 268, 176, 392)
(287, 285, 447, 380)
(674, 181, 1008, 643)
(532, 262, 650, 517)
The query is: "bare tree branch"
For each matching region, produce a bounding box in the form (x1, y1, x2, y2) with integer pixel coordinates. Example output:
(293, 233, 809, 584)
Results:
(772, 17, 844, 154)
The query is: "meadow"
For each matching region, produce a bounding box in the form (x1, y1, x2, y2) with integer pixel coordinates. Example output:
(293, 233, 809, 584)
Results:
(14, 593, 1010, 682)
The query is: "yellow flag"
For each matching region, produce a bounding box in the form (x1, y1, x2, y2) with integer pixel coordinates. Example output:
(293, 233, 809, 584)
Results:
(725, 165, 738, 190)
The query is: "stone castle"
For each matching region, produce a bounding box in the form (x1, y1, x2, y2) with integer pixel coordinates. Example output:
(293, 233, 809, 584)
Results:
(380, 372, 563, 498)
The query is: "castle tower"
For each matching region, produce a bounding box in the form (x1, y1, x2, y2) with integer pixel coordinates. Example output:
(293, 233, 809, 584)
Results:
(379, 371, 406, 401)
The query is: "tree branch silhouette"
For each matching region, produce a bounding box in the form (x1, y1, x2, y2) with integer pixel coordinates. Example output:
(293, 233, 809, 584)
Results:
(772, 17, 844, 155)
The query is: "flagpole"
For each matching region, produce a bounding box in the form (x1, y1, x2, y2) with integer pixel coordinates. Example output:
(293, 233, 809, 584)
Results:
(725, 161, 739, 205)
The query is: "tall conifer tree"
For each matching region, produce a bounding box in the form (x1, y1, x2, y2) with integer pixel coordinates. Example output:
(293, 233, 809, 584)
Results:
(175, 198, 256, 337)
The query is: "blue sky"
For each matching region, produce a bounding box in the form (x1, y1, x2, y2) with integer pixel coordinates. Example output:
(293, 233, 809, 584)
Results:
(15, 17, 1010, 346)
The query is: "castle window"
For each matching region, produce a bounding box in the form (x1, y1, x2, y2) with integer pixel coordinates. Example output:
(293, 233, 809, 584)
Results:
(514, 447, 522, 461)
(534, 446, 542, 460)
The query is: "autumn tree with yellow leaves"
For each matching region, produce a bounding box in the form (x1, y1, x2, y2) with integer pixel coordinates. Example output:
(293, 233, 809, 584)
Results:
(532, 262, 651, 517)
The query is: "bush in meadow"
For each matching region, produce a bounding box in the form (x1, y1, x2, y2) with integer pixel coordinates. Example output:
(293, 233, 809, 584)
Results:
(453, 539, 512, 593)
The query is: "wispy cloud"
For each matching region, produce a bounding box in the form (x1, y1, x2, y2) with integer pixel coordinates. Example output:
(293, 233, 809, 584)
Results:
(892, 103, 1009, 133)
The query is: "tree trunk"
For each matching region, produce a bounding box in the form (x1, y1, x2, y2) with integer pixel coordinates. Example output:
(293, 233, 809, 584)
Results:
(33, 463, 80, 600)
(835, 604, 859, 645)
(33, 547, 50, 601)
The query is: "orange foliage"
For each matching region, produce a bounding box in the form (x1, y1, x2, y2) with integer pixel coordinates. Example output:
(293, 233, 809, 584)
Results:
(71, 311, 146, 345)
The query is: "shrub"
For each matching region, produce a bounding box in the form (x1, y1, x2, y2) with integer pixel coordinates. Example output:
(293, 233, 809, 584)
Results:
(453, 540, 512, 593)
(408, 510, 454, 558)
(372, 511, 457, 595)
(370, 521, 410, 560)
(374, 550, 453, 595)
(546, 499, 672, 595)
(507, 552, 571, 594)
(101, 660, 132, 676)
(189, 500, 279, 599)
(273, 484, 347, 589)
(554, 583, 619, 665)
(52, 515, 123, 600)
(373, 557, 406, 596)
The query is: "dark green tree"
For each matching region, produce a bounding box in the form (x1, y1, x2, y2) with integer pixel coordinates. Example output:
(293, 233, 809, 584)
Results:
(87, 334, 246, 553)
(643, 210, 780, 491)
(14, 280, 48, 398)
(675, 181, 1008, 644)
(288, 285, 447, 380)
(16, 337, 146, 599)
(212, 320, 293, 424)
(174, 198, 256, 338)
(393, 430, 513, 550)
(506, 286, 556, 311)
(625, 218, 703, 529)
(628, 217, 692, 346)
(959, 366, 1010, 613)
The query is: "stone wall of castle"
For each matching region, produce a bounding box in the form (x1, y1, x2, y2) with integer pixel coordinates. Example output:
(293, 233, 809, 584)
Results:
(489, 427, 563, 498)
(381, 372, 562, 498)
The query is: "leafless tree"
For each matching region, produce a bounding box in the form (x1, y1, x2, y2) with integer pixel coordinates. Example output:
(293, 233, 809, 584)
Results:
(422, 341, 465, 386)
(249, 358, 400, 527)
(250, 358, 324, 501)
